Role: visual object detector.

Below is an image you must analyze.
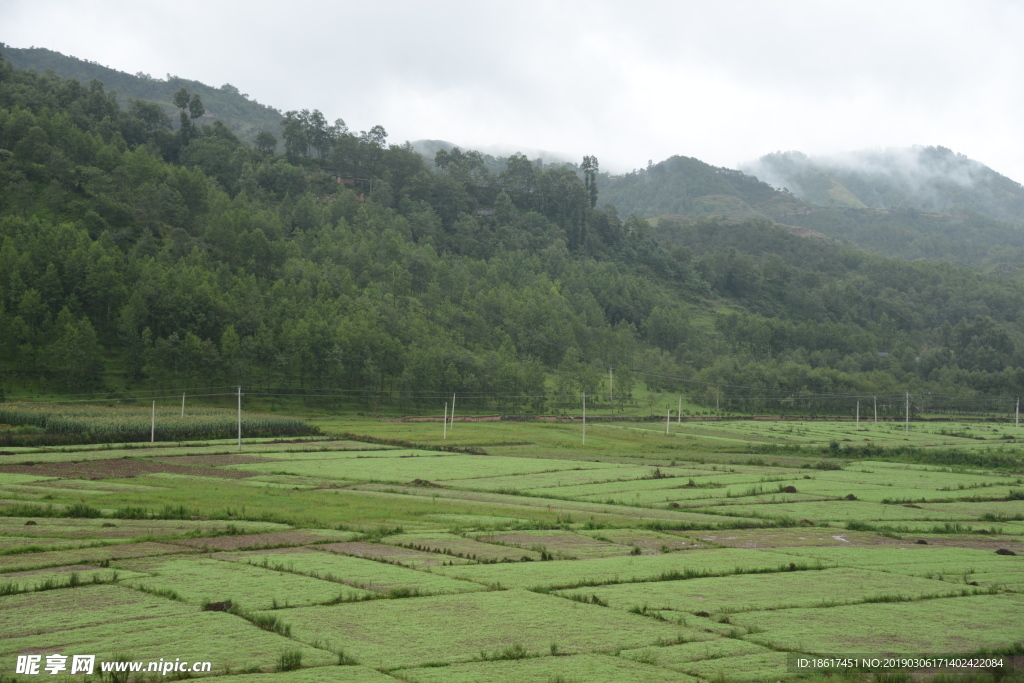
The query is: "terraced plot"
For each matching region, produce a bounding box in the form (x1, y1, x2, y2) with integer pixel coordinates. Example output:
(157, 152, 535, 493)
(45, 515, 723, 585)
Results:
(705, 500, 964, 522)
(434, 548, 809, 589)
(228, 454, 616, 482)
(0, 585, 335, 672)
(771, 544, 1024, 571)
(317, 541, 477, 568)
(0, 517, 289, 539)
(692, 528, 899, 548)
(395, 653, 692, 682)
(679, 652, 792, 681)
(734, 593, 1024, 654)
(116, 556, 371, 608)
(0, 564, 148, 592)
(578, 528, 701, 551)
(561, 567, 971, 615)
(441, 465, 714, 492)
(469, 530, 636, 558)
(218, 548, 486, 595)
(380, 533, 544, 562)
(276, 589, 698, 669)
(172, 528, 357, 550)
(0, 541, 194, 572)
(619, 637, 772, 668)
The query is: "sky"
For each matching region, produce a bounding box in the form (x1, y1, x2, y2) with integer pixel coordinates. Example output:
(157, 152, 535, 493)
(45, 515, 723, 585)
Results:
(4, 0, 1023, 180)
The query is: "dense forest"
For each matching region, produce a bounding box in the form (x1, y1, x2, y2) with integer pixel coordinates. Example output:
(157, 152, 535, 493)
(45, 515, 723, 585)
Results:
(0, 44, 284, 144)
(602, 154, 1024, 268)
(3, 51, 1024, 415)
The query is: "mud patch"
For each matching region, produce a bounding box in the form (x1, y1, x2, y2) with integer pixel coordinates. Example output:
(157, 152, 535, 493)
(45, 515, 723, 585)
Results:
(172, 530, 345, 551)
(145, 453, 279, 467)
(319, 541, 476, 568)
(0, 460, 259, 480)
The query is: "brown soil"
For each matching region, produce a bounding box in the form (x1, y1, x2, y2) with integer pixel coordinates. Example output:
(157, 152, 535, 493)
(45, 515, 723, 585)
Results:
(146, 454, 275, 467)
(172, 530, 327, 550)
(318, 541, 472, 567)
(698, 529, 901, 549)
(0, 542, 195, 571)
(0, 460, 259, 480)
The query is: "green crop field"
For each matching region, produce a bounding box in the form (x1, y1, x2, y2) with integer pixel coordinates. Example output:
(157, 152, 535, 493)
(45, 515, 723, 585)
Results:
(560, 567, 977, 614)
(217, 549, 487, 595)
(2, 416, 1022, 681)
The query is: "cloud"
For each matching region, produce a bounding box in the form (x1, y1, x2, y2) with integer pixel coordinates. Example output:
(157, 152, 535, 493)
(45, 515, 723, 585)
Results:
(5, 0, 1023, 180)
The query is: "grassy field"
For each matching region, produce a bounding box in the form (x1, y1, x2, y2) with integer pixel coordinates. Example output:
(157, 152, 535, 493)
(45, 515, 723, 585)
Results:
(0, 416, 1022, 681)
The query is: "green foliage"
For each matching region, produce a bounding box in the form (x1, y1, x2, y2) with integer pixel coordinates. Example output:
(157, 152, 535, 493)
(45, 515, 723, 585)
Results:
(2, 49, 1024, 422)
(277, 649, 302, 672)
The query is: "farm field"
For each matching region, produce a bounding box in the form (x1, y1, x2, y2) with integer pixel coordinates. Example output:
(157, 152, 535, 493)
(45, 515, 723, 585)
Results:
(0, 416, 1022, 681)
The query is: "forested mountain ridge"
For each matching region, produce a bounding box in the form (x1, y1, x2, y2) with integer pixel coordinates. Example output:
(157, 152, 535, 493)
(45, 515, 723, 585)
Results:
(603, 153, 1024, 268)
(597, 155, 807, 223)
(3, 53, 1024, 413)
(0, 44, 283, 144)
(744, 147, 1024, 222)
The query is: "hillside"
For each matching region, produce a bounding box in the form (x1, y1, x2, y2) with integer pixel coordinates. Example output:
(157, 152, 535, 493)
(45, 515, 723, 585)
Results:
(744, 147, 1024, 222)
(597, 155, 806, 222)
(4, 53, 1024, 413)
(0, 44, 283, 144)
(600, 153, 1024, 268)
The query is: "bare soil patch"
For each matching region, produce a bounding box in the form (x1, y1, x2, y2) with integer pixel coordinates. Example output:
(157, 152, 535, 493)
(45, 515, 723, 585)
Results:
(172, 530, 329, 550)
(145, 453, 278, 467)
(473, 531, 632, 558)
(0, 542, 194, 571)
(0, 459, 259, 480)
(318, 541, 475, 567)
(697, 528, 902, 549)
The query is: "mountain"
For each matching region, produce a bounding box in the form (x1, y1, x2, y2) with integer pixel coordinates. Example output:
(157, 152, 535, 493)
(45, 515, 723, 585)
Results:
(596, 152, 1024, 268)
(410, 139, 574, 170)
(597, 155, 806, 222)
(0, 44, 283, 143)
(742, 147, 1024, 223)
(5, 50, 1024, 412)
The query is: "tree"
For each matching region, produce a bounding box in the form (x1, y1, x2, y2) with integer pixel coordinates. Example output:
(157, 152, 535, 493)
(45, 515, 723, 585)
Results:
(281, 111, 309, 160)
(582, 155, 599, 208)
(172, 87, 189, 110)
(188, 93, 205, 122)
(307, 109, 330, 159)
(254, 130, 277, 156)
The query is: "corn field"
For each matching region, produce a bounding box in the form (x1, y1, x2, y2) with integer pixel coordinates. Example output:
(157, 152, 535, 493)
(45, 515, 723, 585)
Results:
(0, 403, 319, 446)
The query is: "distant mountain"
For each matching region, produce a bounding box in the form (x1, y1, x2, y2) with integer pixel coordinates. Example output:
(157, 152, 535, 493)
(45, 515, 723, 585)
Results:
(742, 147, 1024, 223)
(0, 44, 283, 143)
(597, 155, 806, 221)
(595, 151, 1024, 268)
(410, 139, 574, 170)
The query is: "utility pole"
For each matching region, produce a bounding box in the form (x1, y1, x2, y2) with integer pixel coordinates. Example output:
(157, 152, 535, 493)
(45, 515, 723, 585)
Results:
(677, 396, 682, 425)
(237, 386, 242, 451)
(609, 367, 613, 404)
(905, 391, 909, 436)
(874, 396, 877, 424)
(582, 392, 586, 446)
(181, 392, 185, 417)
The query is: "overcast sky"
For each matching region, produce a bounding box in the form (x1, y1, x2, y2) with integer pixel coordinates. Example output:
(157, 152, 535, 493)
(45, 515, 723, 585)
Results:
(5, 0, 1023, 179)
